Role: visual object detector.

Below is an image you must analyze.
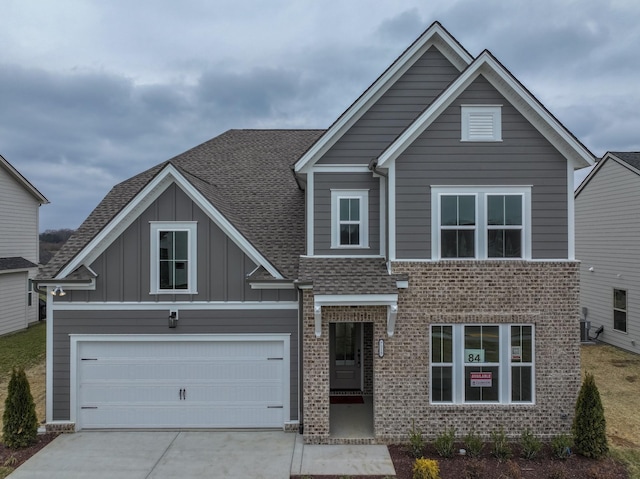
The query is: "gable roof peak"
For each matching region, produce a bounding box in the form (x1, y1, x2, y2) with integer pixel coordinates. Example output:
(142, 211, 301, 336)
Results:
(294, 21, 474, 173)
(0, 154, 49, 204)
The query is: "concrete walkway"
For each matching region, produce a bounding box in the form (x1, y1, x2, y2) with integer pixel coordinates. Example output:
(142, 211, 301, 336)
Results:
(8, 431, 396, 478)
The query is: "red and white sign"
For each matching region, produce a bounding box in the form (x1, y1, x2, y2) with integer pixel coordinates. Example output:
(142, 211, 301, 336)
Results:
(470, 372, 492, 387)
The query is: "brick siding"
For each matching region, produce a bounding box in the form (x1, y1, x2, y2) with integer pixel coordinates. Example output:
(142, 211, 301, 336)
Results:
(302, 261, 581, 444)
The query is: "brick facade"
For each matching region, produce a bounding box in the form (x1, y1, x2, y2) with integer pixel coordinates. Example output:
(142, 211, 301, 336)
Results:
(302, 261, 581, 444)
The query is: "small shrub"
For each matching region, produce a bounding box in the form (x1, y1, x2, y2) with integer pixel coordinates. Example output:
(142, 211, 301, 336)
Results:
(2, 368, 38, 448)
(547, 463, 568, 479)
(463, 459, 485, 479)
(520, 428, 542, 460)
(490, 426, 512, 461)
(550, 434, 572, 459)
(3, 455, 18, 467)
(408, 419, 425, 458)
(433, 427, 456, 458)
(464, 428, 484, 458)
(573, 372, 609, 459)
(501, 460, 522, 479)
(413, 458, 440, 479)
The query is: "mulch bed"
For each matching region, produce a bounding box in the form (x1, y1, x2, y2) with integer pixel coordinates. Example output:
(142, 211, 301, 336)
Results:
(0, 433, 59, 470)
(291, 443, 629, 479)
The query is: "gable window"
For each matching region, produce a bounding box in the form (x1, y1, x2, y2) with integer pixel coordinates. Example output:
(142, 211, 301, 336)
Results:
(150, 222, 197, 294)
(461, 105, 502, 142)
(431, 324, 534, 404)
(331, 190, 368, 248)
(432, 187, 530, 260)
(613, 289, 627, 333)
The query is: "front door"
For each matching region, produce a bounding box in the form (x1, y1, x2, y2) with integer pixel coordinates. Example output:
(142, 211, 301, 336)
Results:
(329, 322, 362, 390)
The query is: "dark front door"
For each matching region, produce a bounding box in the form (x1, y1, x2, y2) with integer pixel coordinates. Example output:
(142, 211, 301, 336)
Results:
(329, 322, 362, 390)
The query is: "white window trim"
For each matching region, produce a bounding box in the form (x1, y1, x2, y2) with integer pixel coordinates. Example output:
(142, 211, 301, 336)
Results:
(461, 105, 502, 142)
(431, 186, 531, 260)
(613, 288, 628, 334)
(430, 324, 535, 405)
(330, 189, 369, 248)
(150, 221, 198, 294)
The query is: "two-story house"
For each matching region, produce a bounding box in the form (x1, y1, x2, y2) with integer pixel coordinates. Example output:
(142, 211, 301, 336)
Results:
(576, 152, 640, 354)
(0, 154, 48, 336)
(39, 22, 594, 443)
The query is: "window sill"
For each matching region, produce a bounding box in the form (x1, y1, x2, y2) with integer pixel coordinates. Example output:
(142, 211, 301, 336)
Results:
(150, 290, 198, 295)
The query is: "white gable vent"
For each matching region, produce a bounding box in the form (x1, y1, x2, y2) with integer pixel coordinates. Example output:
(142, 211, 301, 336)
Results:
(461, 105, 502, 142)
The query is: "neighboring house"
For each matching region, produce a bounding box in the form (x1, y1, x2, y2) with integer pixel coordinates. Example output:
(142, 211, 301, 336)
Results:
(39, 22, 594, 442)
(575, 152, 640, 354)
(0, 154, 49, 336)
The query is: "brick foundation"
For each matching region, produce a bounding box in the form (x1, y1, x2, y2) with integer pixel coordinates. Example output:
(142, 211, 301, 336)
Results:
(302, 261, 581, 444)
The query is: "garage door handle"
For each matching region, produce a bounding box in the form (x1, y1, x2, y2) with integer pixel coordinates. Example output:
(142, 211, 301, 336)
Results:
(267, 405, 283, 408)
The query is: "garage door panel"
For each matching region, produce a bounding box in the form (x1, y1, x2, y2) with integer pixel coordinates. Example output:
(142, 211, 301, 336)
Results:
(76, 337, 288, 429)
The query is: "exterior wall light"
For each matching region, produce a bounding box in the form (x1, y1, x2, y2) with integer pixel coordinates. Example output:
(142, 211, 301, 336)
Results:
(378, 339, 384, 358)
(51, 286, 66, 296)
(169, 310, 179, 328)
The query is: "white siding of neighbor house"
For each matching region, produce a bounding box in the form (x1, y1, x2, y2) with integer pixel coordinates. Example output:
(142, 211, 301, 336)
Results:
(576, 159, 640, 353)
(0, 272, 28, 336)
(0, 167, 40, 263)
(0, 164, 41, 332)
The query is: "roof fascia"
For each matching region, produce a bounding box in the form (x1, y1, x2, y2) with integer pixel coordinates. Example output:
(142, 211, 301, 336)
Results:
(58, 164, 283, 280)
(377, 51, 596, 169)
(293, 22, 473, 174)
(0, 154, 49, 204)
(575, 153, 640, 197)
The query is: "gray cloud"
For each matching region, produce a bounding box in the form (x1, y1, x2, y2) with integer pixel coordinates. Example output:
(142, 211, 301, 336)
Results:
(0, 1, 638, 230)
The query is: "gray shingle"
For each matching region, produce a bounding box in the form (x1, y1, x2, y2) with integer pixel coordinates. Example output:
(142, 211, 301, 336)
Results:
(298, 257, 400, 295)
(40, 129, 324, 281)
(0, 257, 37, 271)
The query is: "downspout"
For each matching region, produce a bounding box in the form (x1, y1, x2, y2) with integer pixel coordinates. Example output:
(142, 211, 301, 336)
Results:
(368, 158, 387, 178)
(368, 158, 390, 262)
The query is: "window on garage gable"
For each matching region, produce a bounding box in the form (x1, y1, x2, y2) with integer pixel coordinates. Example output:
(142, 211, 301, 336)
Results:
(150, 222, 197, 294)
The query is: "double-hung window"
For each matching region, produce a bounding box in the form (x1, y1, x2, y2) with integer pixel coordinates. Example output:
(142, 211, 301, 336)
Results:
(432, 187, 531, 260)
(150, 222, 197, 294)
(430, 324, 535, 404)
(613, 289, 627, 333)
(331, 190, 368, 248)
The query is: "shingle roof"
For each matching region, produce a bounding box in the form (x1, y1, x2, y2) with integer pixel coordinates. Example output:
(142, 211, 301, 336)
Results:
(611, 152, 640, 171)
(298, 257, 400, 295)
(41, 129, 325, 280)
(0, 257, 37, 272)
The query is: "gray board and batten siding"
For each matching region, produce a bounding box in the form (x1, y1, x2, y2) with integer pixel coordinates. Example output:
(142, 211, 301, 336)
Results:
(313, 172, 381, 255)
(316, 46, 462, 166)
(394, 75, 569, 260)
(50, 309, 299, 421)
(576, 158, 640, 353)
(58, 183, 296, 303)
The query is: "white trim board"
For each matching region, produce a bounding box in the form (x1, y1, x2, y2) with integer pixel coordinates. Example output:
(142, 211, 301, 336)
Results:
(52, 301, 299, 311)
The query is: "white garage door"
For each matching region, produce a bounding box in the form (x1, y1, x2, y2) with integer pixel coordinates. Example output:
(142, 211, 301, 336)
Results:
(73, 335, 289, 430)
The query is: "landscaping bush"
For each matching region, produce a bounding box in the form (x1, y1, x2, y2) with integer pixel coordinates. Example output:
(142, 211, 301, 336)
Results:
(412, 458, 440, 479)
(520, 428, 542, 460)
(573, 371, 609, 459)
(2, 368, 38, 448)
(463, 428, 484, 458)
(433, 427, 456, 458)
(490, 426, 512, 460)
(408, 419, 425, 459)
(550, 434, 572, 459)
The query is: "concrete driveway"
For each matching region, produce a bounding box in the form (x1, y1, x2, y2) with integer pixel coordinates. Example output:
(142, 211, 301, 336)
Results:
(8, 431, 396, 478)
(8, 431, 296, 479)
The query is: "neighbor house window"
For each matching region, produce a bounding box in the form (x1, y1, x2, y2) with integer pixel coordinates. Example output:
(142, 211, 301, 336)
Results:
(150, 222, 197, 294)
(461, 105, 502, 142)
(613, 289, 627, 333)
(430, 324, 535, 404)
(331, 190, 368, 248)
(432, 187, 530, 260)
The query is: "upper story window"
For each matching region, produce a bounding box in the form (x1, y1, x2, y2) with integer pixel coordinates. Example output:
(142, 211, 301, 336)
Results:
(461, 105, 502, 142)
(432, 186, 531, 260)
(150, 222, 197, 294)
(331, 190, 368, 248)
(613, 288, 627, 333)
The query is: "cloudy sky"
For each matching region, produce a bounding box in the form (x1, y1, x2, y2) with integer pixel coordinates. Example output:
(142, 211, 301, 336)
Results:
(1, 0, 639, 231)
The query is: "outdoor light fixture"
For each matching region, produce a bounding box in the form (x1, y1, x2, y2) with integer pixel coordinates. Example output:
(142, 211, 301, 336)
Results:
(168, 310, 179, 328)
(51, 286, 66, 296)
(378, 339, 384, 358)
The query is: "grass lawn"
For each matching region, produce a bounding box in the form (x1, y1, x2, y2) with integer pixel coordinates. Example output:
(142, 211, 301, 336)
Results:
(582, 343, 640, 479)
